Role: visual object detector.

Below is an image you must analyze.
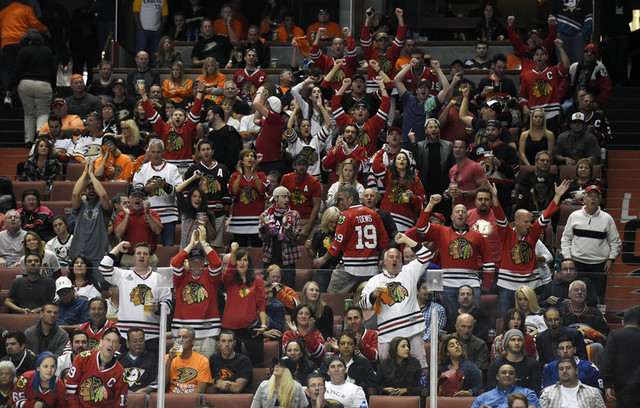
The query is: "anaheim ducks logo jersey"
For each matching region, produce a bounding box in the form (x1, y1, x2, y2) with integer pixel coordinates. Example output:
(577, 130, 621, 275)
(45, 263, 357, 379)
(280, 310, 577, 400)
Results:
(449, 237, 473, 260)
(181, 282, 209, 305)
(173, 367, 198, 384)
(123, 368, 145, 387)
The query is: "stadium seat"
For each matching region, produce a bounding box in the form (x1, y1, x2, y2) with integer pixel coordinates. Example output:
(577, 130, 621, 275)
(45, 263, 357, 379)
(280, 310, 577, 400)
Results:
(558, 204, 581, 226)
(252, 367, 270, 392)
(322, 292, 349, 317)
(296, 247, 314, 270)
(148, 393, 198, 408)
(102, 182, 129, 198)
(12, 181, 47, 201)
(0, 313, 40, 332)
(202, 393, 253, 408)
(126, 392, 147, 408)
(370, 395, 420, 408)
(243, 247, 264, 271)
(426, 396, 476, 408)
(155, 245, 180, 267)
(42, 201, 73, 216)
(480, 294, 498, 321)
(294, 269, 312, 291)
(0, 268, 20, 291)
(0, 290, 9, 312)
(49, 181, 75, 201)
(65, 163, 85, 181)
(264, 340, 280, 368)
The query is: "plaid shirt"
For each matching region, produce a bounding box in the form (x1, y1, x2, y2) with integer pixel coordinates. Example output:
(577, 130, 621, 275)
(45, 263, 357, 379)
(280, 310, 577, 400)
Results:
(259, 206, 301, 266)
(421, 301, 447, 342)
(539, 381, 606, 408)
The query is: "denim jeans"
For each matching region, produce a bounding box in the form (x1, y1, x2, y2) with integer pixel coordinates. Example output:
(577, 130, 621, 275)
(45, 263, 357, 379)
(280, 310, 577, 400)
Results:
(498, 287, 516, 318)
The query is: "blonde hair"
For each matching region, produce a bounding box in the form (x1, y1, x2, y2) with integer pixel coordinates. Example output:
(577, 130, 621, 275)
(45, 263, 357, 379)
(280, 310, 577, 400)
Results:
(170, 61, 186, 85)
(201, 57, 219, 76)
(300, 281, 327, 320)
(268, 366, 296, 408)
(515, 285, 543, 314)
(120, 119, 140, 146)
(528, 108, 548, 133)
(320, 207, 341, 233)
(337, 158, 358, 186)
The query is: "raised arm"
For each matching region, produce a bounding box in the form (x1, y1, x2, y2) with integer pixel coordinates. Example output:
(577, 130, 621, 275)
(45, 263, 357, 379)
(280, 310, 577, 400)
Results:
(394, 60, 412, 97)
(458, 85, 474, 127)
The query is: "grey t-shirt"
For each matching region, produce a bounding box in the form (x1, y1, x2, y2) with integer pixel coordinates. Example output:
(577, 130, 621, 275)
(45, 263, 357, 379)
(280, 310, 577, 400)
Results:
(69, 198, 111, 265)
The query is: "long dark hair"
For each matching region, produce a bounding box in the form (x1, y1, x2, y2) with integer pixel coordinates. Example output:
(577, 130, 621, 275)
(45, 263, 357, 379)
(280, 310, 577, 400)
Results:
(387, 336, 411, 377)
(68, 255, 96, 285)
(31, 138, 55, 160)
(389, 151, 415, 184)
(234, 249, 255, 286)
(179, 186, 208, 219)
(284, 339, 311, 373)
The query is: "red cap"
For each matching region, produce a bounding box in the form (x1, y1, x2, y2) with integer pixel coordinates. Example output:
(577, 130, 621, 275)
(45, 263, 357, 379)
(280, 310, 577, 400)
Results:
(585, 185, 602, 195)
(584, 43, 598, 55)
(431, 212, 446, 224)
(388, 127, 402, 135)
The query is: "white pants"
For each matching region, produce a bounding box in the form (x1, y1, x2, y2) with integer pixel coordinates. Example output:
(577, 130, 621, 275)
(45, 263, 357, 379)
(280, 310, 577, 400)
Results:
(17, 79, 52, 142)
(378, 331, 428, 369)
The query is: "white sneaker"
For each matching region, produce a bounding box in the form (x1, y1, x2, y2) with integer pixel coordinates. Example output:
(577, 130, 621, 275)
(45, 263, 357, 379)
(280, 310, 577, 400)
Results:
(3, 95, 11, 107)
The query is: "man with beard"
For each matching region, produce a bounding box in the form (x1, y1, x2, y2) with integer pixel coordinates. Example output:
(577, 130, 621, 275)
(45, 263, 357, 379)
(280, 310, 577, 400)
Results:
(66, 327, 127, 408)
(410, 118, 454, 210)
(467, 187, 501, 271)
(183, 139, 231, 248)
(113, 187, 162, 267)
(554, 112, 600, 165)
(56, 330, 88, 380)
(34, 114, 76, 162)
(321, 123, 368, 184)
(25, 303, 69, 357)
(470, 120, 519, 214)
(5, 252, 55, 313)
(0, 332, 36, 376)
(171, 227, 223, 359)
(209, 330, 252, 393)
(68, 161, 111, 288)
(417, 276, 447, 343)
(118, 327, 157, 393)
(279, 154, 322, 240)
(206, 104, 243, 172)
(447, 138, 488, 210)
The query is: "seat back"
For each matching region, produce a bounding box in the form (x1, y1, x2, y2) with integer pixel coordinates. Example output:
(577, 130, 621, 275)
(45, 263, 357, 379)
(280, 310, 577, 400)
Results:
(65, 163, 85, 181)
(155, 245, 180, 267)
(370, 395, 420, 408)
(322, 292, 349, 317)
(49, 181, 76, 201)
(148, 393, 199, 408)
(202, 394, 254, 408)
(425, 396, 476, 408)
(126, 392, 148, 408)
(0, 268, 20, 291)
(0, 313, 40, 332)
(13, 181, 48, 201)
(252, 367, 270, 393)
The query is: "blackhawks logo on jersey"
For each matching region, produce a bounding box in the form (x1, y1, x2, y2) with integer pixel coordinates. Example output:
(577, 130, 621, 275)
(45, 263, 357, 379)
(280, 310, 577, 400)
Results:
(356, 128, 370, 147)
(85, 337, 99, 351)
(510, 241, 532, 265)
(532, 78, 552, 98)
(242, 82, 256, 98)
(376, 55, 392, 74)
(16, 376, 27, 389)
(300, 146, 318, 166)
(290, 189, 306, 205)
(166, 131, 185, 152)
(449, 237, 473, 260)
(332, 67, 345, 83)
(80, 376, 109, 403)
(199, 175, 221, 195)
(338, 215, 346, 225)
(239, 185, 258, 204)
(130, 284, 153, 306)
(385, 282, 409, 305)
(387, 183, 408, 204)
(145, 176, 167, 196)
(182, 282, 209, 305)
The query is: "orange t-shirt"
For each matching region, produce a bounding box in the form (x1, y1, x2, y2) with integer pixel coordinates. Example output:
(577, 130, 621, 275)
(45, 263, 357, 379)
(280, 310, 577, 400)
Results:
(94, 152, 133, 181)
(306, 21, 342, 41)
(196, 73, 227, 103)
(0, 3, 47, 47)
(213, 18, 245, 40)
(276, 25, 305, 41)
(166, 352, 212, 394)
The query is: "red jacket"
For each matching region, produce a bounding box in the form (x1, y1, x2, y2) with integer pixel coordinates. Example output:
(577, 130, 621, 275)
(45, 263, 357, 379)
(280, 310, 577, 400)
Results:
(360, 24, 407, 81)
(310, 35, 359, 92)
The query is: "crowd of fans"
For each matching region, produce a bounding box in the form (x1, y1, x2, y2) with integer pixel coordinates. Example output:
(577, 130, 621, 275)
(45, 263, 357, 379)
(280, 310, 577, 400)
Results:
(0, 0, 637, 407)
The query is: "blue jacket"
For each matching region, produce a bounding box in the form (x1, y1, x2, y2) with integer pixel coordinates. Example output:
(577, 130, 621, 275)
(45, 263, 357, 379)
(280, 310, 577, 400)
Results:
(56, 296, 90, 325)
(471, 385, 541, 408)
(536, 326, 588, 365)
(542, 358, 603, 391)
(437, 359, 483, 396)
(266, 298, 285, 333)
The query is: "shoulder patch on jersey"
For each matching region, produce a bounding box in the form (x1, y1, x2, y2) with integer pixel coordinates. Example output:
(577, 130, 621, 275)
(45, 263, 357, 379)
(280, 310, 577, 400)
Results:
(16, 376, 27, 389)
(338, 215, 346, 225)
(80, 350, 92, 358)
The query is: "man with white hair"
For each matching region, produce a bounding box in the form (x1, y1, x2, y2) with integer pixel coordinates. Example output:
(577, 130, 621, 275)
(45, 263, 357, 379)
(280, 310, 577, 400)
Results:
(360, 233, 432, 368)
(560, 280, 610, 340)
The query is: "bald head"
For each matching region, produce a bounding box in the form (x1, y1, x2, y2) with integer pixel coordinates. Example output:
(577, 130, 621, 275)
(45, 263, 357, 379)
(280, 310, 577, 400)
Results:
(451, 204, 469, 229)
(455, 313, 475, 340)
(514, 209, 533, 236)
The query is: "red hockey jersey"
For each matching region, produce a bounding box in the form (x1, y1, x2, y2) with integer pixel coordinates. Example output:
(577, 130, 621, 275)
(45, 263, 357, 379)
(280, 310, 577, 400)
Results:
(417, 211, 495, 288)
(360, 25, 406, 84)
(518, 63, 569, 119)
(233, 68, 267, 101)
(66, 350, 127, 408)
(310, 35, 359, 92)
(329, 204, 390, 276)
(494, 200, 559, 290)
(11, 370, 67, 408)
(379, 172, 425, 232)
